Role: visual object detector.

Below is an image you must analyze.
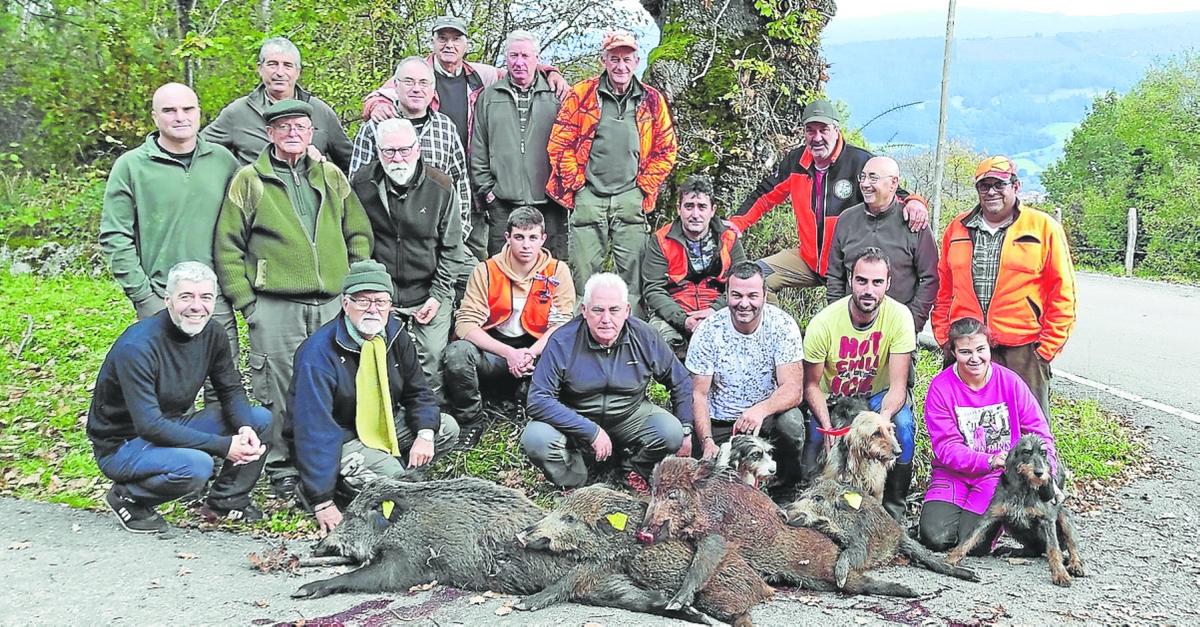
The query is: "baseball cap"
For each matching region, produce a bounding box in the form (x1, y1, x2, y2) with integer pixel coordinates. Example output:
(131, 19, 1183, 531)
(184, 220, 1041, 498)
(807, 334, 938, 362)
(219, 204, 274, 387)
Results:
(801, 99, 840, 126)
(600, 30, 639, 52)
(974, 156, 1018, 182)
(431, 16, 468, 35)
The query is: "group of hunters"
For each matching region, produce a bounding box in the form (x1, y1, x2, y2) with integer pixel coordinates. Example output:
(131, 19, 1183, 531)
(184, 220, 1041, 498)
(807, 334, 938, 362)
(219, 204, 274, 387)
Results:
(88, 16, 1077, 555)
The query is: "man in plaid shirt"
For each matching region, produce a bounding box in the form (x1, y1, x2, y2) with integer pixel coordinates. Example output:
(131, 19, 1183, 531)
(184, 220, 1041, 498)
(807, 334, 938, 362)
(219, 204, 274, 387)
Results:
(350, 57, 473, 258)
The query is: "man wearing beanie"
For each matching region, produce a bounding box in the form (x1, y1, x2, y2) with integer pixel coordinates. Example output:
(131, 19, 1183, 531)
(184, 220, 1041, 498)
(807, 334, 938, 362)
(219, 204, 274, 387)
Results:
(214, 98, 373, 502)
(289, 260, 460, 536)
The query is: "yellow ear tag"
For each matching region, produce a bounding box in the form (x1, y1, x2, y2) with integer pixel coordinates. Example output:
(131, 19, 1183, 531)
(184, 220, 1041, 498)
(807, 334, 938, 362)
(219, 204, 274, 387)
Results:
(842, 492, 863, 510)
(606, 512, 629, 531)
(382, 500, 395, 519)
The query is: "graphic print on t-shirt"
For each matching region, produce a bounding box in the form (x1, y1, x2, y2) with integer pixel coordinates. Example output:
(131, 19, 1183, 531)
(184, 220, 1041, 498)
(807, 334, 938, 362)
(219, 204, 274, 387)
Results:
(830, 331, 882, 396)
(953, 403, 1011, 454)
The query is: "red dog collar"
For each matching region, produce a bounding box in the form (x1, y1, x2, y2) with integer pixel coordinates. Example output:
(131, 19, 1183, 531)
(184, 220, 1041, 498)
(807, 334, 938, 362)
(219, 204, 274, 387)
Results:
(817, 426, 851, 437)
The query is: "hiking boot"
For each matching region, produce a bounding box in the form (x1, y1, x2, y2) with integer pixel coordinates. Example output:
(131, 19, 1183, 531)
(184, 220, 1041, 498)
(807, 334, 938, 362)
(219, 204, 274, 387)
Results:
(199, 502, 264, 524)
(623, 470, 651, 497)
(455, 419, 489, 452)
(105, 485, 167, 534)
(270, 476, 298, 501)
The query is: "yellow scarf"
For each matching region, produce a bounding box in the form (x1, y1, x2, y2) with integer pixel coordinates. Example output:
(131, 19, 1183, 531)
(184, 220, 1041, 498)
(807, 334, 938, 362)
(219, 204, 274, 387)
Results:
(355, 336, 400, 456)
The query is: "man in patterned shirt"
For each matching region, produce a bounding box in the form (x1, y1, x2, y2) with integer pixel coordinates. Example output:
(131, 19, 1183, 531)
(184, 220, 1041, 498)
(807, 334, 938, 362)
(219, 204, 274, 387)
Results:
(685, 262, 806, 489)
(931, 156, 1076, 419)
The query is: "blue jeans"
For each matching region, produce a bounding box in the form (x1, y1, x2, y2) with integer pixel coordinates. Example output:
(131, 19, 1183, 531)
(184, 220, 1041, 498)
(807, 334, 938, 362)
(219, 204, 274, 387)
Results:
(805, 388, 916, 467)
(96, 406, 271, 509)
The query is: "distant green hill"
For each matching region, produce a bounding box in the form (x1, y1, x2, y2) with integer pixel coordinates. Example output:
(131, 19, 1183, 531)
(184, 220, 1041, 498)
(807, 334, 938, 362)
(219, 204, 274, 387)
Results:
(823, 12, 1200, 190)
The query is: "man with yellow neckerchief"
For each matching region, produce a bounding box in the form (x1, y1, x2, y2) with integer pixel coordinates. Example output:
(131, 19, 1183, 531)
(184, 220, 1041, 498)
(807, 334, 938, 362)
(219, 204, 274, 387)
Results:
(290, 260, 459, 536)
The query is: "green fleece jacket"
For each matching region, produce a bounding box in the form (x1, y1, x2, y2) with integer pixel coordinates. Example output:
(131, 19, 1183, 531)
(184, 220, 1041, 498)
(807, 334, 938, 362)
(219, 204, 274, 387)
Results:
(200, 84, 354, 172)
(214, 149, 373, 313)
(100, 133, 239, 303)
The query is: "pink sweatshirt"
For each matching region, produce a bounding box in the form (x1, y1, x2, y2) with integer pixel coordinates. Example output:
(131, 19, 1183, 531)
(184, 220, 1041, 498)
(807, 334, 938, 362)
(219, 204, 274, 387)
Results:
(923, 363, 1059, 514)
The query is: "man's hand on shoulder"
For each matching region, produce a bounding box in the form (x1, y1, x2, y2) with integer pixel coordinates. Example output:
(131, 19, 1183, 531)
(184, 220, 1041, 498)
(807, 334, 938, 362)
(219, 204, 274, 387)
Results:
(546, 70, 569, 100)
(370, 102, 397, 123)
(685, 308, 717, 333)
(903, 198, 930, 232)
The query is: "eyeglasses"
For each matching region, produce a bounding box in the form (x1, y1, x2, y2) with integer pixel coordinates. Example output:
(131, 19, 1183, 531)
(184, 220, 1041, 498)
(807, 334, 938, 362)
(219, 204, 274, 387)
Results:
(399, 78, 434, 89)
(348, 297, 393, 311)
(270, 123, 314, 134)
(975, 180, 1012, 193)
(379, 142, 421, 159)
(857, 173, 894, 184)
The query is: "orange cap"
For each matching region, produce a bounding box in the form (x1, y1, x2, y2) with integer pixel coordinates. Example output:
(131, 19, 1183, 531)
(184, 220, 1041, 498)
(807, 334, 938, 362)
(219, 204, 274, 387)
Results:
(974, 156, 1017, 182)
(600, 30, 639, 52)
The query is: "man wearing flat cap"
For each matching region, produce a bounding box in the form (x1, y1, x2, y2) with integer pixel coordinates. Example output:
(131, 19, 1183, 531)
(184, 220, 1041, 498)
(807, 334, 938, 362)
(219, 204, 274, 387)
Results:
(729, 98, 930, 302)
(214, 98, 373, 502)
(290, 260, 460, 536)
(546, 30, 678, 313)
(931, 155, 1076, 419)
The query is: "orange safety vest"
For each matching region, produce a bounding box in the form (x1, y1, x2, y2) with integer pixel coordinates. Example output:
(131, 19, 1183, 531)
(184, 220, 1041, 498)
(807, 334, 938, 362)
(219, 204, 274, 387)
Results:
(654, 224, 738, 313)
(482, 258, 561, 338)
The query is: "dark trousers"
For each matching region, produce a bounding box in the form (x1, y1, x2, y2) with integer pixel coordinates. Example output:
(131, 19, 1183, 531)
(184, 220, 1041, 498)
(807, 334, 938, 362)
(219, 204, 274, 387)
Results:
(993, 342, 1052, 421)
(487, 198, 569, 262)
(918, 500, 998, 555)
(96, 406, 271, 509)
(442, 336, 533, 424)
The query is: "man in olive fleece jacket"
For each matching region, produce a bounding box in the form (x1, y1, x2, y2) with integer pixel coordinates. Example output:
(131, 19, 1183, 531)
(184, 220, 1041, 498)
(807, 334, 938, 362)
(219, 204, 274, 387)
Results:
(200, 37, 353, 171)
(213, 99, 372, 499)
(101, 83, 240, 368)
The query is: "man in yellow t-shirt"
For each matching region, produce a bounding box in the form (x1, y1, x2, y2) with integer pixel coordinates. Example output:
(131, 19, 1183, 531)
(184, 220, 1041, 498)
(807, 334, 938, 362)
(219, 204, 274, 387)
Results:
(802, 247, 916, 521)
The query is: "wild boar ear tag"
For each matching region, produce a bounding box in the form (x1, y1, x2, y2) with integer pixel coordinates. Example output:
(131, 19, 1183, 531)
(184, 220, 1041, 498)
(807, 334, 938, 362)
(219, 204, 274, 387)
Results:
(382, 500, 395, 519)
(842, 492, 862, 510)
(606, 512, 629, 531)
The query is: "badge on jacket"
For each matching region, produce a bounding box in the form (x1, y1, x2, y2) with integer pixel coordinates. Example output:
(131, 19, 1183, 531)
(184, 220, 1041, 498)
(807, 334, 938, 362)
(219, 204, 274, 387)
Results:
(834, 179, 853, 199)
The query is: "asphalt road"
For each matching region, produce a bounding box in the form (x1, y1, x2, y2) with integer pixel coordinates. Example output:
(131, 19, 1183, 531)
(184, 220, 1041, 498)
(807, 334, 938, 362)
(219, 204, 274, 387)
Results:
(1054, 273, 1200, 415)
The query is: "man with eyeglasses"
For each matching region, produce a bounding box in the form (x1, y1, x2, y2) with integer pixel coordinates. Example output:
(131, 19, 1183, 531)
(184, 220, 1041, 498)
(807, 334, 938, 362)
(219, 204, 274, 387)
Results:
(931, 156, 1077, 419)
(202, 37, 353, 172)
(729, 99, 929, 302)
(826, 156, 938, 334)
(290, 260, 460, 536)
(215, 99, 372, 502)
(351, 117, 465, 405)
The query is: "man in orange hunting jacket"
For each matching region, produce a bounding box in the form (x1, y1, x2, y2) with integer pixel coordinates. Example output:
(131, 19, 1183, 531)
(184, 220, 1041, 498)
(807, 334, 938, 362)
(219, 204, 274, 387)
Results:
(932, 155, 1077, 419)
(545, 30, 678, 313)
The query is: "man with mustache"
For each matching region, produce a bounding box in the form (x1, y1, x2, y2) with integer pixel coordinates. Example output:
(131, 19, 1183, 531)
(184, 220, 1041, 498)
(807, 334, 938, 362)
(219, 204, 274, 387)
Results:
(641, 175, 746, 359)
(729, 100, 929, 301)
(214, 99, 372, 502)
(802, 248, 917, 521)
(351, 117, 465, 406)
(825, 156, 939, 334)
(684, 262, 806, 488)
(88, 262, 271, 533)
(931, 156, 1076, 420)
(101, 83, 240, 371)
(289, 261, 460, 536)
(202, 37, 353, 172)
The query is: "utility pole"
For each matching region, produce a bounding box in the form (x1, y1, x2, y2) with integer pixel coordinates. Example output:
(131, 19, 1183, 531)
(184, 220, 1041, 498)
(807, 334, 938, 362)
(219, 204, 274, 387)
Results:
(932, 0, 957, 232)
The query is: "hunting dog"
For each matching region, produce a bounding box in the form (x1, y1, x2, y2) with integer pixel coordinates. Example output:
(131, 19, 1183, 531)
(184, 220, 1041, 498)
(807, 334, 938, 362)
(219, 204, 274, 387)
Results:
(716, 434, 777, 490)
(822, 398, 901, 500)
(945, 435, 1086, 587)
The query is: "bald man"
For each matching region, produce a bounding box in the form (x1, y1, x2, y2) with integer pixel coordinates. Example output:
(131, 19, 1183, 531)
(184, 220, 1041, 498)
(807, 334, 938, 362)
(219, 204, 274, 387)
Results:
(825, 156, 938, 333)
(101, 82, 241, 362)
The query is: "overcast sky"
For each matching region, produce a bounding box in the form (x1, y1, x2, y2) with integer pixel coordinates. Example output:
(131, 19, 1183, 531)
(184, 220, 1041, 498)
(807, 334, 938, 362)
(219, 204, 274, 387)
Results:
(834, 0, 1200, 18)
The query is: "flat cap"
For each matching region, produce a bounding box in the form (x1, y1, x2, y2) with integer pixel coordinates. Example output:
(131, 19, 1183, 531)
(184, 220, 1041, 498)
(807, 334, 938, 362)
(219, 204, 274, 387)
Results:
(263, 99, 313, 124)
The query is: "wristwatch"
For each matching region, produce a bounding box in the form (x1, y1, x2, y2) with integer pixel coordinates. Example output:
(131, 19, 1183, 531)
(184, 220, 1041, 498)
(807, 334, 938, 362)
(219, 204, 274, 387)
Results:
(681, 424, 694, 437)
(417, 429, 435, 443)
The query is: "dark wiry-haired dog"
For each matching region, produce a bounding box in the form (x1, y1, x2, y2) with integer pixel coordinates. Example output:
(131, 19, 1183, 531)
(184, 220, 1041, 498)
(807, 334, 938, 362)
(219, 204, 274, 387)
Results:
(945, 435, 1086, 587)
(518, 485, 772, 626)
(822, 396, 900, 500)
(785, 478, 979, 587)
(637, 457, 918, 597)
(716, 434, 777, 490)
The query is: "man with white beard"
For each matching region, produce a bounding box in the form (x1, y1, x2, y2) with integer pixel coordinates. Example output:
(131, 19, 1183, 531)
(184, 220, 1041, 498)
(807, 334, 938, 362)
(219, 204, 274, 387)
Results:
(289, 260, 460, 536)
(350, 118, 465, 404)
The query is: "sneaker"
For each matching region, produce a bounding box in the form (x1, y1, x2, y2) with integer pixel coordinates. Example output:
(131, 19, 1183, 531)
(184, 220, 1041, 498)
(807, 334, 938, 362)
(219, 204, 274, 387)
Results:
(105, 486, 167, 534)
(623, 471, 651, 497)
(199, 502, 263, 523)
(270, 476, 298, 501)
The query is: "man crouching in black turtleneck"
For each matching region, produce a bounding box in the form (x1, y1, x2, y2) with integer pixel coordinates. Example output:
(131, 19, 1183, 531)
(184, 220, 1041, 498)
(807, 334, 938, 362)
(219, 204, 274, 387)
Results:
(87, 261, 271, 533)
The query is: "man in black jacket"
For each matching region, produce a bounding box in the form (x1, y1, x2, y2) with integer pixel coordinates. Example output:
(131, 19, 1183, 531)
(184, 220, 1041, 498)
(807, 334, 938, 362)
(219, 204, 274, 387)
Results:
(350, 118, 465, 403)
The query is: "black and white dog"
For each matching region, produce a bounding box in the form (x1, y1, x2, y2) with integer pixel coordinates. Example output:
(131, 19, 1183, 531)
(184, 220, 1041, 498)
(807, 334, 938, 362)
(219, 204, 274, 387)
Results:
(715, 435, 777, 490)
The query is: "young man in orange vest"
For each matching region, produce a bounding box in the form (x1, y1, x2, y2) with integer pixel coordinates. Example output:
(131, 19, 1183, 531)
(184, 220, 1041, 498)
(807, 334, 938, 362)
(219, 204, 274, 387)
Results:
(641, 175, 746, 359)
(443, 207, 577, 449)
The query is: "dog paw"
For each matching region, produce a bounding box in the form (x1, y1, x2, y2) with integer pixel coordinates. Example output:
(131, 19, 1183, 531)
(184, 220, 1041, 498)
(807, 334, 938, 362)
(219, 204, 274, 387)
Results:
(1050, 571, 1072, 587)
(944, 552, 964, 566)
(1067, 561, 1086, 578)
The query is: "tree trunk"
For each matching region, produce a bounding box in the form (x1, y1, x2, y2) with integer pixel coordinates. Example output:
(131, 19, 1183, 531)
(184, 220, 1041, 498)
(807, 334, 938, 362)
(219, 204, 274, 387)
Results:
(641, 0, 834, 211)
(176, 0, 196, 87)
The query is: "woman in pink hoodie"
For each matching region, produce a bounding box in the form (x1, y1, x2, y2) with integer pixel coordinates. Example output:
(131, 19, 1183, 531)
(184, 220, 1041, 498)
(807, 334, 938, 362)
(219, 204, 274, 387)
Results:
(918, 317, 1059, 551)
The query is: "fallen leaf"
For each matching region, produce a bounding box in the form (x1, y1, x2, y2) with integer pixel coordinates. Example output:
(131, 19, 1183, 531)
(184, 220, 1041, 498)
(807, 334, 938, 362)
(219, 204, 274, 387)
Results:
(1006, 558, 1030, 565)
(253, 600, 269, 608)
(854, 617, 868, 625)
(495, 606, 513, 616)
(468, 595, 487, 605)
(177, 566, 191, 577)
(147, 579, 163, 589)
(8, 541, 31, 550)
(177, 552, 199, 560)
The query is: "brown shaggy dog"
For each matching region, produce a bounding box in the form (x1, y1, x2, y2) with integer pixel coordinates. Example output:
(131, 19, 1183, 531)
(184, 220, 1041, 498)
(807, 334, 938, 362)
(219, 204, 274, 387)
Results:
(636, 457, 917, 597)
(946, 435, 1086, 587)
(823, 408, 901, 500)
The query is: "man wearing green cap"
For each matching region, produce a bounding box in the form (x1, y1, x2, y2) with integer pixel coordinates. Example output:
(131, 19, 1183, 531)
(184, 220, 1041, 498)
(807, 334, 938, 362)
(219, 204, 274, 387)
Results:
(290, 260, 460, 536)
(729, 98, 929, 301)
(214, 98, 373, 501)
